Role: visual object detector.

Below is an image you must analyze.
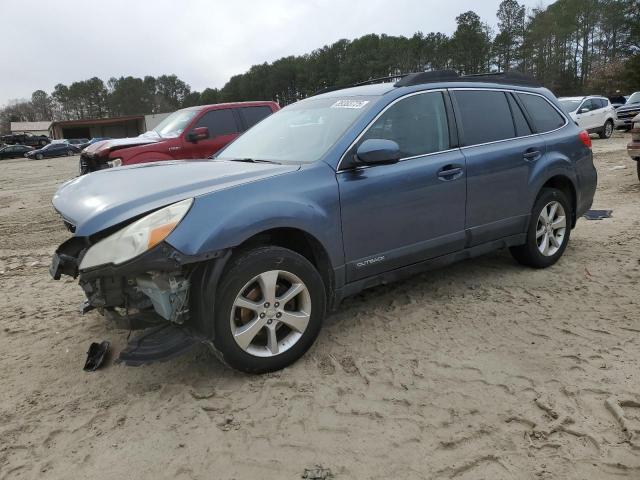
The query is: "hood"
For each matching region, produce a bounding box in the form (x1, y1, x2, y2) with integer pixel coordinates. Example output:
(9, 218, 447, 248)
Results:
(83, 134, 160, 156)
(617, 102, 640, 113)
(53, 160, 299, 236)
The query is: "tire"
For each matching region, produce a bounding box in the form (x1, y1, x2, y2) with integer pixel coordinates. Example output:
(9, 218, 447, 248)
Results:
(66, 150, 73, 156)
(36, 153, 43, 160)
(636, 161, 640, 182)
(510, 188, 572, 268)
(599, 119, 614, 139)
(206, 246, 326, 373)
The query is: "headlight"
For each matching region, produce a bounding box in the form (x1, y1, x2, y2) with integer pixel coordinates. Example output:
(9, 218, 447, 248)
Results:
(79, 198, 193, 270)
(107, 158, 122, 168)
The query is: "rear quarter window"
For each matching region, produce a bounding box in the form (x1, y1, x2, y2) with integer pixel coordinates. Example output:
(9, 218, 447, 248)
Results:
(239, 106, 274, 130)
(454, 90, 515, 146)
(517, 93, 566, 133)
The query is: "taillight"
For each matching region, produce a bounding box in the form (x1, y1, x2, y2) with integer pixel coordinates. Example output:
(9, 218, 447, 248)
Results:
(579, 130, 592, 149)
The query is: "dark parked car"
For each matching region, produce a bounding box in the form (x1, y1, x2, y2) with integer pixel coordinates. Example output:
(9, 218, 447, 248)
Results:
(50, 71, 596, 373)
(0, 144, 33, 159)
(26, 142, 80, 159)
(1, 133, 51, 148)
(79, 101, 279, 174)
(608, 94, 627, 109)
(67, 138, 89, 147)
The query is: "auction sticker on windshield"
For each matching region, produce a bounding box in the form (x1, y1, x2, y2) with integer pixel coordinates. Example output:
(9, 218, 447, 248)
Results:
(331, 100, 370, 109)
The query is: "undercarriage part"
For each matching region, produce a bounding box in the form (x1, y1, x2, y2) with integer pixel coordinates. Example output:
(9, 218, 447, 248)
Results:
(117, 324, 202, 366)
(135, 273, 190, 324)
(104, 307, 163, 330)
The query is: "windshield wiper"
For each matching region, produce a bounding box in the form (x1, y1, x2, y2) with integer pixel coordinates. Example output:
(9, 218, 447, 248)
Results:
(228, 158, 281, 165)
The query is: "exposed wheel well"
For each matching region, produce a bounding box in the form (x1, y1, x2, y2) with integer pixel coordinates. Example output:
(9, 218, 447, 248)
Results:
(541, 176, 577, 227)
(236, 228, 335, 307)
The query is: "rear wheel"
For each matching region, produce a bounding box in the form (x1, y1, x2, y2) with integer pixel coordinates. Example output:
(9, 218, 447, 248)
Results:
(599, 119, 614, 139)
(510, 188, 572, 268)
(66, 150, 73, 156)
(636, 160, 640, 182)
(207, 246, 326, 373)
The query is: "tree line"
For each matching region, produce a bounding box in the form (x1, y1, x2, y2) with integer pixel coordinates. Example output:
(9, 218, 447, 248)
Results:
(2, 0, 638, 133)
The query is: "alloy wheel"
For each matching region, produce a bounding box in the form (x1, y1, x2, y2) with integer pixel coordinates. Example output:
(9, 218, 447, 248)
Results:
(230, 270, 311, 357)
(605, 122, 613, 138)
(536, 201, 566, 256)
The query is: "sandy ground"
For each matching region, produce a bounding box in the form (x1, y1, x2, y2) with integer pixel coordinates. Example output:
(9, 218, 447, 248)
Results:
(1, 134, 639, 480)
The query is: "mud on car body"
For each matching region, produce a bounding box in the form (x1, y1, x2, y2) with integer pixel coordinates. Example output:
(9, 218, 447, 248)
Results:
(51, 71, 597, 373)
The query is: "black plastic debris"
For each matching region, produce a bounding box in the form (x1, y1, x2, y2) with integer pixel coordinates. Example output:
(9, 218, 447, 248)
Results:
(117, 324, 200, 366)
(84, 341, 110, 372)
(584, 209, 613, 220)
(302, 466, 333, 480)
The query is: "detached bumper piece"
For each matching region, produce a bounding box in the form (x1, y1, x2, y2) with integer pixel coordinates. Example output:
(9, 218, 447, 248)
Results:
(117, 324, 203, 366)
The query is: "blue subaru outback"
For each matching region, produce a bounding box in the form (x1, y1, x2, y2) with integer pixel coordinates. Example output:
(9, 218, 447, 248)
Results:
(50, 71, 597, 373)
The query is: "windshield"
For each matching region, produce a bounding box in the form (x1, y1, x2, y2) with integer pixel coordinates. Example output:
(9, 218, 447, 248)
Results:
(216, 96, 377, 164)
(559, 99, 582, 112)
(627, 92, 640, 105)
(152, 110, 198, 138)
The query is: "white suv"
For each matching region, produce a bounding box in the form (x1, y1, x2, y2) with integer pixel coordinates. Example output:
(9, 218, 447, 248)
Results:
(559, 96, 616, 139)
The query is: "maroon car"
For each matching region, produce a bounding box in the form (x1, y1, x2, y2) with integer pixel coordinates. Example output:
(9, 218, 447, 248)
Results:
(79, 101, 280, 174)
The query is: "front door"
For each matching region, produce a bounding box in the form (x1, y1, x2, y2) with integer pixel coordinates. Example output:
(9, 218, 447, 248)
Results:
(575, 99, 599, 130)
(338, 91, 467, 282)
(183, 108, 242, 159)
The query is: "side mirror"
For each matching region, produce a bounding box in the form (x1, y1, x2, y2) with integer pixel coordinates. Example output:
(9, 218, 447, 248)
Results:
(187, 126, 210, 143)
(579, 108, 589, 114)
(354, 139, 401, 166)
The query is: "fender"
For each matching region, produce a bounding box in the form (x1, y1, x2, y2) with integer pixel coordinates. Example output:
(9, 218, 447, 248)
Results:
(527, 149, 579, 220)
(121, 151, 175, 165)
(166, 161, 345, 269)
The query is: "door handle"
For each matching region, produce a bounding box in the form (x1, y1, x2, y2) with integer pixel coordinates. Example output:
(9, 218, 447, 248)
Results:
(523, 150, 541, 161)
(437, 165, 464, 180)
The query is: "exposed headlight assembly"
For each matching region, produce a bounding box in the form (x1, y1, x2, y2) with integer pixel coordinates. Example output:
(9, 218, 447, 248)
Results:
(107, 158, 122, 168)
(80, 198, 193, 270)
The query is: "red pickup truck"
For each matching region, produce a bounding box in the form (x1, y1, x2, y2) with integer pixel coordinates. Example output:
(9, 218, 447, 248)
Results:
(79, 101, 280, 174)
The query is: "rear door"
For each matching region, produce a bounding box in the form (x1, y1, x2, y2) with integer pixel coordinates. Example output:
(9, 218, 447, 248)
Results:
(183, 108, 241, 158)
(452, 89, 545, 245)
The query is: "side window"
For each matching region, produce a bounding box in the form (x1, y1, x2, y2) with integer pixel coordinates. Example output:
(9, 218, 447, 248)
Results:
(239, 106, 273, 130)
(596, 98, 607, 109)
(507, 93, 532, 137)
(454, 90, 515, 145)
(360, 91, 449, 158)
(195, 109, 239, 136)
(580, 99, 594, 112)
(517, 93, 566, 133)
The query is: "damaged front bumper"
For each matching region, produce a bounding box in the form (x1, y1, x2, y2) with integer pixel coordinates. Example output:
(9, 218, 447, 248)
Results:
(50, 238, 226, 364)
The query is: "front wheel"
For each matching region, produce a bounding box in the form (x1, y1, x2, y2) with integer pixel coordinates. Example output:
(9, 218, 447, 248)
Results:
(599, 119, 614, 139)
(636, 161, 640, 182)
(66, 150, 73, 156)
(36, 153, 43, 160)
(207, 246, 326, 373)
(510, 188, 572, 268)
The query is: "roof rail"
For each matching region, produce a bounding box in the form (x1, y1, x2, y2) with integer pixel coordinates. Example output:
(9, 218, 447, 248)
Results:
(312, 70, 541, 97)
(396, 70, 541, 88)
(312, 74, 407, 96)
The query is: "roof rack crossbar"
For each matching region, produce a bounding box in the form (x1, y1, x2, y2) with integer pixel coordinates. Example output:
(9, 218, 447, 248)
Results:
(396, 70, 541, 88)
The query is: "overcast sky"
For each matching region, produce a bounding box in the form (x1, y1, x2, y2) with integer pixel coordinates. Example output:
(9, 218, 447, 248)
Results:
(0, 0, 547, 106)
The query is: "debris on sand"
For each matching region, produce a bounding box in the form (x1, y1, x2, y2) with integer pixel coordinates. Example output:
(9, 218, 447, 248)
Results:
(302, 465, 333, 479)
